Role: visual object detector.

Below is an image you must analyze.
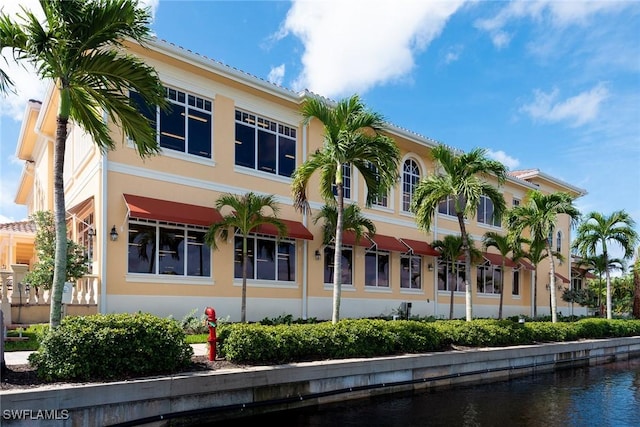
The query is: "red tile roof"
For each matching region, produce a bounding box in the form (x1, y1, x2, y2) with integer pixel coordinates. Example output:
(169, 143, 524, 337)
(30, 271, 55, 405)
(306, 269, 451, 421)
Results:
(0, 221, 36, 234)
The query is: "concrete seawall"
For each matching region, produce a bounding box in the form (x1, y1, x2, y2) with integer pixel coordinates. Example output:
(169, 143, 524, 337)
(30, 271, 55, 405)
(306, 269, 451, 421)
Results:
(3, 336, 640, 426)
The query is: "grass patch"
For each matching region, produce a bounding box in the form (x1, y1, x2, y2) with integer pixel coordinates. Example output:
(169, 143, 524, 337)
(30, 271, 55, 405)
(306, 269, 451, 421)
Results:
(4, 324, 48, 352)
(185, 334, 208, 344)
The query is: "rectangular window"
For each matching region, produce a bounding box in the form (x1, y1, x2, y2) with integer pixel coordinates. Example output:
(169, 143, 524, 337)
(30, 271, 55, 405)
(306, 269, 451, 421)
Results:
(437, 261, 466, 291)
(234, 235, 296, 282)
(323, 246, 353, 285)
(438, 195, 464, 217)
(367, 162, 388, 207)
(477, 264, 502, 294)
(400, 254, 422, 289)
(128, 220, 210, 277)
(477, 195, 501, 227)
(513, 198, 521, 207)
(235, 109, 297, 177)
(512, 269, 520, 295)
(365, 249, 390, 287)
(332, 163, 352, 200)
(130, 88, 213, 158)
(572, 277, 583, 291)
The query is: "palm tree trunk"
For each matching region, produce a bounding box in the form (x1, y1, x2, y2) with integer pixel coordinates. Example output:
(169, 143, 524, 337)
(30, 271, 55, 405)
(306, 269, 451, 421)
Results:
(457, 214, 472, 321)
(533, 269, 538, 318)
(633, 253, 640, 319)
(50, 110, 70, 328)
(332, 182, 344, 324)
(449, 264, 455, 319)
(604, 251, 612, 320)
(498, 261, 505, 319)
(547, 243, 558, 323)
(241, 237, 248, 323)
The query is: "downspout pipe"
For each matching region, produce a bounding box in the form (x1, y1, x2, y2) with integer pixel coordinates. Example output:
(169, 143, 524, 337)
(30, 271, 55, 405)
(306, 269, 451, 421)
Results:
(301, 123, 309, 320)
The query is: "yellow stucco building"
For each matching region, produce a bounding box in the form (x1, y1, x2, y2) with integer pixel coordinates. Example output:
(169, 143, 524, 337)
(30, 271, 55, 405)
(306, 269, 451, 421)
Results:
(3, 37, 587, 323)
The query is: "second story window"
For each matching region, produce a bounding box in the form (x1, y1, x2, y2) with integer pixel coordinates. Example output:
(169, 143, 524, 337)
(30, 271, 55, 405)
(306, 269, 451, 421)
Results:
(477, 195, 501, 227)
(235, 110, 296, 178)
(332, 163, 352, 200)
(130, 88, 213, 159)
(402, 159, 420, 212)
(556, 231, 562, 253)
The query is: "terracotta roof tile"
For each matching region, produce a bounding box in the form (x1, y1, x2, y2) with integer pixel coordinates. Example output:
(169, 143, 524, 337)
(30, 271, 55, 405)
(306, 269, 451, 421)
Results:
(0, 220, 36, 234)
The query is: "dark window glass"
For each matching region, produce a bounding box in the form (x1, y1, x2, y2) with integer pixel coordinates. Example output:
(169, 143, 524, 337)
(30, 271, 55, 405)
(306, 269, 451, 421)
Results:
(235, 123, 255, 168)
(323, 246, 353, 285)
(128, 224, 156, 274)
(256, 239, 276, 280)
(187, 230, 210, 276)
(160, 103, 185, 152)
(512, 270, 520, 295)
(365, 250, 389, 287)
(234, 236, 255, 279)
(188, 109, 212, 158)
(401, 255, 422, 289)
(130, 91, 156, 128)
(258, 130, 277, 173)
(158, 227, 185, 275)
(277, 242, 296, 281)
(279, 137, 296, 177)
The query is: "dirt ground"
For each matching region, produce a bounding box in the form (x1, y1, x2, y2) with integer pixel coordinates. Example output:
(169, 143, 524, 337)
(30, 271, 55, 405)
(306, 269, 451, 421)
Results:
(1, 356, 245, 391)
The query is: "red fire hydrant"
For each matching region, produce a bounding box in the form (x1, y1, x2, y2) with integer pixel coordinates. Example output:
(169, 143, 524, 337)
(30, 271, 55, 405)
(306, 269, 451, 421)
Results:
(204, 307, 217, 361)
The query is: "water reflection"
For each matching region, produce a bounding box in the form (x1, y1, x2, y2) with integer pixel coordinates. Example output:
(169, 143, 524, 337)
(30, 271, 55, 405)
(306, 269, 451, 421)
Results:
(205, 358, 640, 427)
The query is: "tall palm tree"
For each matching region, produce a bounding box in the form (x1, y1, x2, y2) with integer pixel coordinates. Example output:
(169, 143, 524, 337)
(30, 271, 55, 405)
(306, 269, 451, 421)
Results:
(572, 210, 638, 319)
(482, 231, 515, 319)
(411, 144, 507, 321)
(204, 192, 286, 323)
(292, 94, 400, 323)
(633, 247, 640, 319)
(432, 235, 480, 319)
(0, 0, 167, 327)
(580, 253, 625, 315)
(507, 190, 580, 323)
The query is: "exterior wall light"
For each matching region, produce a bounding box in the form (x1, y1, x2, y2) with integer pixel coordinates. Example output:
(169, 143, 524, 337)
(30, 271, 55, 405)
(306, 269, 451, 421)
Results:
(110, 226, 119, 242)
(314, 250, 321, 261)
(428, 263, 434, 272)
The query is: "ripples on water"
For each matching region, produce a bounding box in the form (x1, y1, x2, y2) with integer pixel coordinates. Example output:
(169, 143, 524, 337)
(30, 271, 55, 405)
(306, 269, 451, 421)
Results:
(215, 358, 640, 427)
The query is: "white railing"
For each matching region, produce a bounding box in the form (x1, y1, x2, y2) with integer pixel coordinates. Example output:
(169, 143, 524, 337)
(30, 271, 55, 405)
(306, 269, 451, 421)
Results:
(0, 269, 99, 306)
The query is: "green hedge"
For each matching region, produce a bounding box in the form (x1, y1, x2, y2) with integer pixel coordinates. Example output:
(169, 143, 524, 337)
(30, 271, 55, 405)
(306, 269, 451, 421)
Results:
(217, 318, 640, 364)
(28, 313, 193, 381)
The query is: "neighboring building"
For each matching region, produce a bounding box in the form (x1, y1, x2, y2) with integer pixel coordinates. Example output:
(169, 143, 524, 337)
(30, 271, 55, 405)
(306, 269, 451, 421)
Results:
(2, 37, 587, 322)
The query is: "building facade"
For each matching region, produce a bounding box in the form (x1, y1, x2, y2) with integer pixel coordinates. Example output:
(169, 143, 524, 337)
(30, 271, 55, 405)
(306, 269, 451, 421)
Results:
(4, 37, 587, 323)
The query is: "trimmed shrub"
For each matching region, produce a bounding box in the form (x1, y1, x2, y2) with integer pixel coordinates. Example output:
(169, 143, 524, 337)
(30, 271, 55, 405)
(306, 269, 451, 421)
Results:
(29, 313, 193, 381)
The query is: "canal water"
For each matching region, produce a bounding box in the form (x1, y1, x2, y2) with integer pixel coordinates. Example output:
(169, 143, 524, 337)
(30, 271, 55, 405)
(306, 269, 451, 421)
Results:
(204, 358, 640, 427)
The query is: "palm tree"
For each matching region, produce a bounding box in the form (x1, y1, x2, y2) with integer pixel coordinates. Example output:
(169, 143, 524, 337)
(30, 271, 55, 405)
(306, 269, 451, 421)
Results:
(507, 190, 580, 323)
(314, 204, 375, 287)
(0, 0, 167, 327)
(314, 204, 375, 246)
(572, 210, 638, 319)
(580, 253, 625, 315)
(292, 94, 400, 323)
(411, 145, 507, 321)
(482, 231, 515, 319)
(204, 192, 286, 323)
(432, 235, 481, 319)
(633, 247, 640, 319)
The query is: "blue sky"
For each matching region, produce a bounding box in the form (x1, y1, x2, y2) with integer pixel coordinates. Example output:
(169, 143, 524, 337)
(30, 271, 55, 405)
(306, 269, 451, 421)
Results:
(1, 1, 639, 252)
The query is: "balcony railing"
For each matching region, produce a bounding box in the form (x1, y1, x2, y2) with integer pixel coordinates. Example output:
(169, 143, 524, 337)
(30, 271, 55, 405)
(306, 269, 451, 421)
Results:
(0, 270, 99, 306)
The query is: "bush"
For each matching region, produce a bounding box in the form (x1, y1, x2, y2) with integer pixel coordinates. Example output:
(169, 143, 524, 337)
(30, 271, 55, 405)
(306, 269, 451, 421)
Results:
(28, 313, 193, 381)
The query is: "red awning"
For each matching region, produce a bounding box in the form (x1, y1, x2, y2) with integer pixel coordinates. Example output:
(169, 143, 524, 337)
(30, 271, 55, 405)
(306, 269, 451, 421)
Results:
(555, 272, 570, 284)
(123, 194, 222, 226)
(368, 234, 407, 252)
(518, 260, 535, 271)
(585, 272, 597, 279)
(482, 252, 517, 268)
(254, 218, 313, 240)
(342, 230, 371, 247)
(400, 238, 440, 256)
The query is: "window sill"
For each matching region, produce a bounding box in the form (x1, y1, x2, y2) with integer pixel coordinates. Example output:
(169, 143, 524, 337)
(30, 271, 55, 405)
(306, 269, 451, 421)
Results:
(400, 288, 424, 294)
(323, 283, 356, 292)
(234, 165, 292, 184)
(126, 274, 213, 285)
(234, 279, 298, 288)
(364, 285, 392, 293)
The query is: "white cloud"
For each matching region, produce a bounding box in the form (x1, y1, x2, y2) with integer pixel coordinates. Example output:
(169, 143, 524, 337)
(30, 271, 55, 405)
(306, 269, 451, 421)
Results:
(443, 45, 464, 64)
(486, 149, 520, 170)
(267, 64, 286, 86)
(277, 0, 465, 98)
(520, 83, 609, 127)
(475, 0, 632, 48)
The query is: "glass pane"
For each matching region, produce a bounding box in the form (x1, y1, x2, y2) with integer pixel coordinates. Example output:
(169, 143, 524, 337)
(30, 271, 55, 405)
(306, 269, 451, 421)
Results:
(400, 257, 411, 288)
(277, 242, 296, 281)
(256, 239, 276, 280)
(234, 236, 254, 279)
(411, 256, 421, 289)
(187, 230, 210, 276)
(160, 103, 186, 152)
(365, 252, 377, 286)
(341, 248, 353, 285)
(130, 91, 156, 128)
(258, 130, 277, 174)
(324, 246, 335, 283)
(235, 123, 255, 168)
(128, 224, 156, 274)
(378, 253, 390, 287)
(278, 136, 296, 177)
(187, 108, 212, 158)
(158, 227, 185, 275)
(513, 270, 520, 295)
(438, 263, 447, 290)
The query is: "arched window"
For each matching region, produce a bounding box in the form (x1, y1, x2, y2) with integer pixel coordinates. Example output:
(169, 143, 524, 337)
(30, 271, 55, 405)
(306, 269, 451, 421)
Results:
(556, 230, 562, 253)
(402, 159, 420, 212)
